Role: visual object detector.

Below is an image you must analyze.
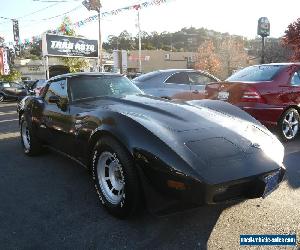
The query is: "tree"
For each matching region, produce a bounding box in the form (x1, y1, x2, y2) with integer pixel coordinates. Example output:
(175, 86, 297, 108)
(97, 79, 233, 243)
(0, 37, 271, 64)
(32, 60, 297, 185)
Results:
(248, 38, 291, 63)
(195, 40, 221, 77)
(58, 17, 90, 72)
(217, 37, 249, 78)
(0, 69, 22, 82)
(19, 42, 42, 60)
(60, 57, 90, 73)
(282, 18, 300, 61)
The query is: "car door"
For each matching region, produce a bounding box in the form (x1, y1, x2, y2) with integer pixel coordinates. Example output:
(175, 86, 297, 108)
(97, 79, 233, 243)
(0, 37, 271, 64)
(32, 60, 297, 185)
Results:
(188, 72, 217, 100)
(164, 72, 191, 99)
(40, 78, 75, 155)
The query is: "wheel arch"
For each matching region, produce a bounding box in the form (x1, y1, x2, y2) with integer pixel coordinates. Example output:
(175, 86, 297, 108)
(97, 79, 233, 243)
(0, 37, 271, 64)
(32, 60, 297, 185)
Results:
(278, 105, 300, 122)
(87, 128, 147, 206)
(87, 128, 133, 169)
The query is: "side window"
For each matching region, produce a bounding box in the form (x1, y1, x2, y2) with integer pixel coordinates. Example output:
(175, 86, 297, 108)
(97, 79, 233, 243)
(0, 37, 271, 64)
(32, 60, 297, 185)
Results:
(11, 83, 22, 88)
(3, 83, 10, 88)
(165, 72, 189, 84)
(188, 72, 215, 85)
(45, 79, 68, 103)
(290, 71, 300, 86)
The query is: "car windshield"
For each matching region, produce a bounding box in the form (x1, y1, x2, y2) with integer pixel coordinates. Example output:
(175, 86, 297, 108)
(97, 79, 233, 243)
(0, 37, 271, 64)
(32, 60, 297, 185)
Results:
(70, 75, 143, 101)
(133, 71, 160, 82)
(226, 65, 284, 82)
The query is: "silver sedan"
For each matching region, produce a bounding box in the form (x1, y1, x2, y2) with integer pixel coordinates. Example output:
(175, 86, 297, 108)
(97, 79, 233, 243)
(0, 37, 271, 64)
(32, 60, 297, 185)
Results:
(132, 69, 220, 100)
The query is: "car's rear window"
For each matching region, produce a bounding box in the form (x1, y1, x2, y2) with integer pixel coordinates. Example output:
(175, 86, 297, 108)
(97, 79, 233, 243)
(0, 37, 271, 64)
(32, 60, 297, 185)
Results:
(226, 65, 284, 82)
(133, 71, 160, 82)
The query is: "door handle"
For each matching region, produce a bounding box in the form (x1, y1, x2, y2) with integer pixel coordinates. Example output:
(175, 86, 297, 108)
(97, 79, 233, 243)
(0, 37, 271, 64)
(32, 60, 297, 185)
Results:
(192, 90, 199, 94)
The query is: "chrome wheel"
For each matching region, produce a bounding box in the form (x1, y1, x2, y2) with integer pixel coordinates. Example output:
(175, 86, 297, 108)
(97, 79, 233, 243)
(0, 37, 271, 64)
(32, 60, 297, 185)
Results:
(21, 121, 31, 150)
(97, 151, 125, 205)
(282, 110, 299, 140)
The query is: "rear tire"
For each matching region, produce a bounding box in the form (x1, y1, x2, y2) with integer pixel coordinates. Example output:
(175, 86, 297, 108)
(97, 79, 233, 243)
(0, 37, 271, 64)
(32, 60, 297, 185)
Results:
(278, 108, 299, 141)
(0, 93, 4, 102)
(20, 115, 43, 156)
(91, 136, 141, 219)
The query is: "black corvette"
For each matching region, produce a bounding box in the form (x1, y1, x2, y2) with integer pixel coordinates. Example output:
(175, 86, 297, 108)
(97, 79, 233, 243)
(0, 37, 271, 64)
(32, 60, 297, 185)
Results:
(17, 73, 285, 218)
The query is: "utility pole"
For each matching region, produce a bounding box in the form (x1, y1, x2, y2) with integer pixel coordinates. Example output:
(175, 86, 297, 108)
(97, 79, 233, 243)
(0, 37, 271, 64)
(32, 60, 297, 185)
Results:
(82, 0, 102, 72)
(261, 36, 265, 64)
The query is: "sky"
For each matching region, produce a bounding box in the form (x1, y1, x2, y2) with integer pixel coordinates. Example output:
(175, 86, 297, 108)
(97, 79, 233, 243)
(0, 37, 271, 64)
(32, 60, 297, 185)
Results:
(0, 0, 300, 44)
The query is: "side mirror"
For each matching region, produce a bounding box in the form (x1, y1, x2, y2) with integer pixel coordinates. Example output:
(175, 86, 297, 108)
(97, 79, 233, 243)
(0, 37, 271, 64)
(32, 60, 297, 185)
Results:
(48, 95, 60, 104)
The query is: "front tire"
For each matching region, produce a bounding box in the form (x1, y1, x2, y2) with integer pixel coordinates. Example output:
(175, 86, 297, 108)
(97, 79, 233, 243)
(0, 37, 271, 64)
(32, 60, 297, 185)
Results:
(278, 108, 300, 141)
(91, 136, 141, 218)
(20, 116, 42, 156)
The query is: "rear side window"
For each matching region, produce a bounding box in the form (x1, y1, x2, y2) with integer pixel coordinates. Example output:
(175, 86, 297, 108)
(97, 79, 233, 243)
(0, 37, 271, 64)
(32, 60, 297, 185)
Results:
(165, 72, 189, 84)
(226, 65, 284, 82)
(11, 83, 22, 88)
(134, 71, 160, 82)
(2, 83, 10, 88)
(290, 71, 300, 86)
(188, 72, 215, 85)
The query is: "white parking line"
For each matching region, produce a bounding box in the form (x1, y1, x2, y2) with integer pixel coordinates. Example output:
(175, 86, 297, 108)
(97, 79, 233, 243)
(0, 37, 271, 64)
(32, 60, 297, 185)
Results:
(0, 118, 18, 123)
(0, 111, 17, 116)
(0, 103, 17, 108)
(0, 132, 19, 140)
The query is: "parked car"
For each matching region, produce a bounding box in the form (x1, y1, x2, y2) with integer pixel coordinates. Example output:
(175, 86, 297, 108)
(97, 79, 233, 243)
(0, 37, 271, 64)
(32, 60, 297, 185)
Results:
(133, 69, 220, 100)
(0, 82, 28, 102)
(205, 63, 300, 141)
(18, 72, 285, 218)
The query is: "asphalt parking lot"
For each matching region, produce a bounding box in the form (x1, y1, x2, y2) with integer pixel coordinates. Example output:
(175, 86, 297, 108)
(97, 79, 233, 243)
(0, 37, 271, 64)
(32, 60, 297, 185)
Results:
(0, 101, 299, 250)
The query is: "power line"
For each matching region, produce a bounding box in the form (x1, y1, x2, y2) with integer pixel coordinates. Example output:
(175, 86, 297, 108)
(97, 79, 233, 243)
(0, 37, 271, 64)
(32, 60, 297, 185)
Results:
(21, 5, 83, 22)
(0, 4, 82, 39)
(18, 3, 59, 19)
(0, 3, 60, 25)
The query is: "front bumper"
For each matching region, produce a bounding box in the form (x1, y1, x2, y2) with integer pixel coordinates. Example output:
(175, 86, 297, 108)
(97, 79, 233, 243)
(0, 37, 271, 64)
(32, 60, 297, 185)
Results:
(204, 167, 285, 204)
(138, 164, 286, 216)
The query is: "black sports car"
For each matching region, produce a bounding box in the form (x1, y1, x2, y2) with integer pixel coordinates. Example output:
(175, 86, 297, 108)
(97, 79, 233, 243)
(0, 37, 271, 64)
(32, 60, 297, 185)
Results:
(17, 73, 285, 218)
(0, 82, 28, 102)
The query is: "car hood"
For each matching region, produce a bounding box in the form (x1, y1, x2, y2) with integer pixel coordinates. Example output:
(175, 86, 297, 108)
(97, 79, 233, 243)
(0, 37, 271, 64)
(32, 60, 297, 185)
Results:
(81, 94, 284, 183)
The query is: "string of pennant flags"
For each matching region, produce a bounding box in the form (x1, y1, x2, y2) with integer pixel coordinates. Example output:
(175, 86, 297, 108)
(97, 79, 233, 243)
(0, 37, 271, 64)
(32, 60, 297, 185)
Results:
(17, 0, 174, 47)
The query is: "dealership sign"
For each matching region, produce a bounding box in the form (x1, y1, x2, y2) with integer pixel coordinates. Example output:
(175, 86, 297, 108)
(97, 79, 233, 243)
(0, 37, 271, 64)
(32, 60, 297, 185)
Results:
(257, 17, 270, 37)
(42, 34, 98, 58)
(0, 48, 10, 76)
